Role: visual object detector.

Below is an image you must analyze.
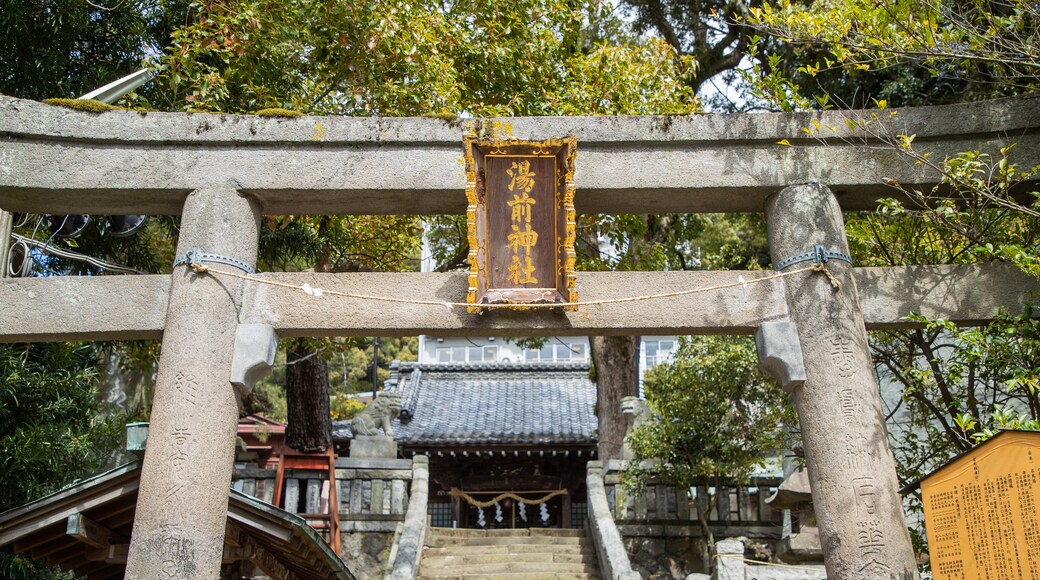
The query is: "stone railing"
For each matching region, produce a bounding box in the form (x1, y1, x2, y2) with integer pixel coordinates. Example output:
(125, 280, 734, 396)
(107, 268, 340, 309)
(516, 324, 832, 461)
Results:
(586, 461, 641, 580)
(388, 455, 429, 580)
(337, 457, 413, 532)
(602, 461, 782, 528)
(230, 467, 277, 502)
(334, 456, 413, 580)
(600, 460, 784, 577)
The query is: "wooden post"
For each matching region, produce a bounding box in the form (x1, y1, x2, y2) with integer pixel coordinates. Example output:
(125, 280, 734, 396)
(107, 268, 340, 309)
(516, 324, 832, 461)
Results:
(125, 189, 260, 579)
(765, 183, 917, 579)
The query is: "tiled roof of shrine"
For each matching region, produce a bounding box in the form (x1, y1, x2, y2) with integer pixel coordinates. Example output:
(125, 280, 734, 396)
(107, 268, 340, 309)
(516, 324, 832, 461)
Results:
(333, 361, 597, 446)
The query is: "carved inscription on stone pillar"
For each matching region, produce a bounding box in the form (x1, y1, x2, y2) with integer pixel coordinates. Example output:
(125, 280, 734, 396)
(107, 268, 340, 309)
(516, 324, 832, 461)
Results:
(828, 334, 856, 378)
(166, 427, 193, 500)
(156, 371, 203, 566)
(173, 371, 200, 404)
(157, 523, 196, 578)
(829, 332, 889, 564)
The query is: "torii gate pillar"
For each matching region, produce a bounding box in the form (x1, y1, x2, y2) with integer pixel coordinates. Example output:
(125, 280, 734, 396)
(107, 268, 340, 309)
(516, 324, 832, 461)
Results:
(765, 184, 918, 579)
(125, 189, 260, 579)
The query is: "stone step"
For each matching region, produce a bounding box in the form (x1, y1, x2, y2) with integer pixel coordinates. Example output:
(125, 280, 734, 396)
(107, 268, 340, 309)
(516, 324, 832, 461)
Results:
(422, 552, 596, 566)
(423, 544, 596, 557)
(427, 527, 587, 538)
(418, 574, 598, 580)
(420, 527, 601, 580)
(425, 535, 592, 548)
(419, 562, 599, 576)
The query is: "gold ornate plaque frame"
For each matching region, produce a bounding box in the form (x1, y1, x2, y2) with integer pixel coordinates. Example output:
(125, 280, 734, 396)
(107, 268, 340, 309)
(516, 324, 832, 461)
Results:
(464, 135, 577, 313)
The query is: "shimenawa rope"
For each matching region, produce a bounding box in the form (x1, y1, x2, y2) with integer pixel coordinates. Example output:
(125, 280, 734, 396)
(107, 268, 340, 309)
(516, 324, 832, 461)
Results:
(449, 488, 568, 508)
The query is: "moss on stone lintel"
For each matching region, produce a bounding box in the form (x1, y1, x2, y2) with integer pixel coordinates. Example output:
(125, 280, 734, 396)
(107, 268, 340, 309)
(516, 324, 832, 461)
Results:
(254, 108, 303, 118)
(421, 112, 460, 122)
(42, 98, 121, 113)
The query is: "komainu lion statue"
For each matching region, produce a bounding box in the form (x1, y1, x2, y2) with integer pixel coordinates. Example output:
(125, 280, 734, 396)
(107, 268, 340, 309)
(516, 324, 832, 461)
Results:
(351, 392, 403, 437)
(620, 395, 651, 460)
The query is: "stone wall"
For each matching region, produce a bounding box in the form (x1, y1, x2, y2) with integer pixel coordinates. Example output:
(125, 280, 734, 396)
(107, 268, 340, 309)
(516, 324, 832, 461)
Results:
(619, 524, 708, 578)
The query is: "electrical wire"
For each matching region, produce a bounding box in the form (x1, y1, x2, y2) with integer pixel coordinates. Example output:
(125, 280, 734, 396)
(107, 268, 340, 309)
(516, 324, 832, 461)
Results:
(8, 233, 146, 276)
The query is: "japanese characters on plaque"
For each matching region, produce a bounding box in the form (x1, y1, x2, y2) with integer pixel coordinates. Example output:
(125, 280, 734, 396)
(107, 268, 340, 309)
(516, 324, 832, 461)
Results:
(463, 136, 577, 313)
(920, 431, 1040, 580)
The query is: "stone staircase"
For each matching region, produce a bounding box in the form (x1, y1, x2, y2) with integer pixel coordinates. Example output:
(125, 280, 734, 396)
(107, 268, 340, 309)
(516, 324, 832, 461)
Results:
(418, 527, 602, 580)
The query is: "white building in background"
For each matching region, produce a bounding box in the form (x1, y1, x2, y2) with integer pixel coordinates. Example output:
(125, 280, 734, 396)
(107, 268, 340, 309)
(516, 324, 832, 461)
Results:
(416, 335, 679, 388)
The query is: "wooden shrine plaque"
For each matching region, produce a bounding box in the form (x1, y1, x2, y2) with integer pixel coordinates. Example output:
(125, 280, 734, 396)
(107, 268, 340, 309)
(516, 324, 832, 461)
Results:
(920, 431, 1040, 580)
(464, 136, 577, 312)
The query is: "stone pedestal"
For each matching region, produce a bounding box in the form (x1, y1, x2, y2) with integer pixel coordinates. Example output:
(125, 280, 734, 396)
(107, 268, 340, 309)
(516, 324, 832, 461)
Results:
(714, 538, 745, 580)
(125, 189, 260, 579)
(764, 183, 917, 579)
(350, 435, 398, 458)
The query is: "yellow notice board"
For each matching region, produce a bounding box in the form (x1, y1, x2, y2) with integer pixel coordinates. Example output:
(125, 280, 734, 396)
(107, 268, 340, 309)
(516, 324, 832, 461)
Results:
(921, 431, 1040, 580)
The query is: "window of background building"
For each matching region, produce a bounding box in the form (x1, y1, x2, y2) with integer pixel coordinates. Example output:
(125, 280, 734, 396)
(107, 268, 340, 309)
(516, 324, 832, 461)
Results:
(436, 344, 499, 363)
(644, 340, 676, 368)
(428, 502, 452, 527)
(524, 342, 588, 362)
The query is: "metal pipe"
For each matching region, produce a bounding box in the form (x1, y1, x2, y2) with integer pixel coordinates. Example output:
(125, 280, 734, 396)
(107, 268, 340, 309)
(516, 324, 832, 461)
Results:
(371, 336, 380, 397)
(0, 210, 11, 278)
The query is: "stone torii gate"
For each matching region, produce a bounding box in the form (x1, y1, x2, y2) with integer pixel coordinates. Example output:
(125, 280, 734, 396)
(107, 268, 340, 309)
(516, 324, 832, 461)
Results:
(2, 95, 1039, 579)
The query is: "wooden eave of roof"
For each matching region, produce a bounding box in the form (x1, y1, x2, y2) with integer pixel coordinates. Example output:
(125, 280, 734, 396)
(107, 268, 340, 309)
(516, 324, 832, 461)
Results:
(0, 463, 352, 580)
(228, 489, 351, 580)
(403, 442, 596, 453)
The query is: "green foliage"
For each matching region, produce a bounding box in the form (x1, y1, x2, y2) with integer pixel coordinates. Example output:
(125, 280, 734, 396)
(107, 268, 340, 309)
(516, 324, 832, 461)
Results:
(737, 0, 1040, 112)
(0, 0, 187, 101)
(621, 0, 761, 98)
(153, 0, 699, 116)
(745, 0, 1040, 107)
(0, 547, 76, 580)
(247, 336, 418, 419)
(625, 336, 792, 490)
(0, 343, 127, 579)
(842, 141, 1040, 540)
(873, 308, 1040, 500)
(0, 343, 127, 511)
(576, 213, 770, 274)
(846, 146, 1040, 276)
(258, 215, 423, 274)
(327, 337, 418, 394)
(244, 379, 288, 422)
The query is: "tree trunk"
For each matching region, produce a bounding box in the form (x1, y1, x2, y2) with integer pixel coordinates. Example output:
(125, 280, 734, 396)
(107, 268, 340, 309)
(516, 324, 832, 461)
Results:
(590, 335, 639, 460)
(285, 338, 332, 453)
(697, 492, 718, 573)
